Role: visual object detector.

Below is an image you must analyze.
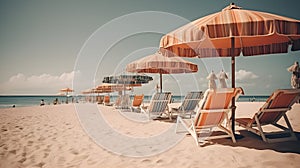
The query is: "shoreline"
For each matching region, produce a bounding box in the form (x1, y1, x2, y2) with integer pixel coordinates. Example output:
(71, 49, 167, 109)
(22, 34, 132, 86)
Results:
(0, 94, 270, 109)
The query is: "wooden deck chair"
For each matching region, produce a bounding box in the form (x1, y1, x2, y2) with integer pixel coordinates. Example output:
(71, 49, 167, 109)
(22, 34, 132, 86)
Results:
(176, 88, 244, 146)
(97, 96, 104, 104)
(114, 94, 131, 109)
(171, 91, 203, 119)
(130, 94, 144, 112)
(114, 95, 122, 107)
(236, 89, 300, 143)
(141, 92, 172, 119)
(103, 95, 113, 106)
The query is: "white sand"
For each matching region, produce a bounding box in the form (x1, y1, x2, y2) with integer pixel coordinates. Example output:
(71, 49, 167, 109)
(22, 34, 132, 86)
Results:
(0, 102, 300, 168)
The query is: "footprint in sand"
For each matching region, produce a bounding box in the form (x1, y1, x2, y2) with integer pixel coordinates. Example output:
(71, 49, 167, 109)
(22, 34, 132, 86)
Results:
(43, 152, 49, 158)
(15, 125, 23, 130)
(35, 162, 45, 168)
(27, 140, 34, 146)
(22, 152, 26, 157)
(156, 159, 163, 164)
(70, 149, 79, 155)
(42, 144, 51, 152)
(9, 149, 17, 155)
(18, 157, 27, 164)
(57, 156, 66, 165)
(38, 136, 45, 141)
(141, 159, 151, 163)
(87, 158, 97, 165)
(71, 154, 89, 165)
(1, 127, 8, 132)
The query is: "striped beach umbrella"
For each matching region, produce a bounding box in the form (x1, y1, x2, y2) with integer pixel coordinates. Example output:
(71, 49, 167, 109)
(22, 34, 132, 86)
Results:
(60, 87, 74, 103)
(60, 87, 74, 95)
(126, 52, 198, 92)
(95, 83, 132, 93)
(160, 3, 300, 135)
(102, 74, 153, 85)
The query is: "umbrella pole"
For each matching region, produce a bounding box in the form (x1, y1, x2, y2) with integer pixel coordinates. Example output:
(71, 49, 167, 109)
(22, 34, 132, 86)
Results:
(231, 37, 236, 136)
(160, 72, 163, 93)
(66, 91, 69, 104)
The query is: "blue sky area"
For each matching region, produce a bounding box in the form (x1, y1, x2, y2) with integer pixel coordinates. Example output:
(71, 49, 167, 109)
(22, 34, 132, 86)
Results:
(0, 0, 299, 95)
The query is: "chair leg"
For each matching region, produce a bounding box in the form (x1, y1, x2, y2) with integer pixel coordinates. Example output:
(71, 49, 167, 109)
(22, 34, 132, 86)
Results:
(169, 111, 173, 121)
(190, 124, 199, 146)
(283, 114, 297, 141)
(175, 116, 189, 133)
(175, 116, 180, 133)
(254, 114, 267, 142)
(176, 116, 199, 146)
(227, 121, 236, 143)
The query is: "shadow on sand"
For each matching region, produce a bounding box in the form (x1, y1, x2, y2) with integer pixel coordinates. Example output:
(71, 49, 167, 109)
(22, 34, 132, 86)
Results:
(207, 131, 300, 154)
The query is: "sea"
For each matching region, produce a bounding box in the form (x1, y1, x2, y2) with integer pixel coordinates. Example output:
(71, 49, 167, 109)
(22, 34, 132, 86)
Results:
(0, 95, 269, 109)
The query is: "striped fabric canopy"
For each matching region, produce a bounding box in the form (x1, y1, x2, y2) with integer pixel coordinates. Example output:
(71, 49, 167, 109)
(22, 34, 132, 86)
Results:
(126, 52, 198, 74)
(160, 3, 300, 135)
(60, 87, 74, 94)
(160, 3, 300, 57)
(95, 83, 132, 93)
(126, 52, 198, 92)
(102, 74, 153, 84)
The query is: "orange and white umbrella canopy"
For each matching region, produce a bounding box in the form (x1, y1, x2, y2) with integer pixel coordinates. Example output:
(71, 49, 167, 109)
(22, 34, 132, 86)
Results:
(126, 52, 198, 74)
(160, 3, 300, 58)
(159, 3, 300, 135)
(126, 52, 198, 92)
(95, 83, 132, 93)
(60, 87, 74, 95)
(81, 89, 94, 94)
(60, 87, 74, 92)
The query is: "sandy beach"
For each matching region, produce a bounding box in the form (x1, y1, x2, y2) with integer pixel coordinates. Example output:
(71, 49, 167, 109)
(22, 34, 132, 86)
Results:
(0, 102, 300, 168)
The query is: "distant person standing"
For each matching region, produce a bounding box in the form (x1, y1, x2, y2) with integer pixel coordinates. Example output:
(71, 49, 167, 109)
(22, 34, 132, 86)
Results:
(53, 98, 58, 105)
(287, 61, 300, 89)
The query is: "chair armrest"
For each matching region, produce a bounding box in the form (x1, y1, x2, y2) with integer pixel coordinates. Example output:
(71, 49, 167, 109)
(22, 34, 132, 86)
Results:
(260, 108, 291, 112)
(200, 109, 231, 113)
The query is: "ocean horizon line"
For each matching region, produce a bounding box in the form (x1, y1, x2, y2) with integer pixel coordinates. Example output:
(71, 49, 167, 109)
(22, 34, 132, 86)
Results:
(0, 94, 270, 97)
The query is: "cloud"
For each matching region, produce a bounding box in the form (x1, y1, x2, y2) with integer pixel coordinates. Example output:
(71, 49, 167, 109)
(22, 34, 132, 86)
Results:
(236, 70, 258, 82)
(0, 71, 79, 94)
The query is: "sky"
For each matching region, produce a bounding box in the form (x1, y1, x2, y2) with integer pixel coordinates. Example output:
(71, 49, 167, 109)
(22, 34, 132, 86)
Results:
(0, 0, 300, 95)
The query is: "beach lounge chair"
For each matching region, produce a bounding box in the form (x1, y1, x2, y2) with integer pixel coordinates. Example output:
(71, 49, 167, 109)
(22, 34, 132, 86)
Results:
(171, 91, 203, 119)
(235, 89, 300, 143)
(103, 95, 113, 106)
(141, 92, 172, 119)
(176, 88, 244, 146)
(97, 96, 104, 104)
(114, 96, 122, 107)
(130, 94, 144, 112)
(115, 94, 131, 109)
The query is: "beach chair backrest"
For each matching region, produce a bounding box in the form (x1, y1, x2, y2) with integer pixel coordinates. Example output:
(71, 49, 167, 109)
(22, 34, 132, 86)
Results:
(104, 95, 110, 104)
(267, 89, 300, 109)
(132, 94, 144, 107)
(179, 91, 203, 112)
(201, 88, 242, 110)
(195, 88, 243, 127)
(122, 94, 131, 107)
(148, 92, 172, 114)
(256, 89, 300, 124)
(114, 96, 121, 106)
(97, 96, 104, 104)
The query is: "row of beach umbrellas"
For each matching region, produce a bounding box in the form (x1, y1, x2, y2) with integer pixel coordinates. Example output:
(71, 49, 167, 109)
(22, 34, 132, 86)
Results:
(122, 3, 299, 135)
(78, 3, 299, 136)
